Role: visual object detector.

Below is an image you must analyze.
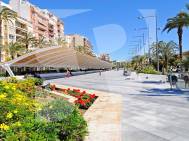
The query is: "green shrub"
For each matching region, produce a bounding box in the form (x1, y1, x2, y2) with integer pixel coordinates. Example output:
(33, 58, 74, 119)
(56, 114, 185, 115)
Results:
(0, 117, 59, 141)
(137, 66, 158, 74)
(36, 98, 88, 140)
(34, 78, 45, 86)
(0, 72, 6, 77)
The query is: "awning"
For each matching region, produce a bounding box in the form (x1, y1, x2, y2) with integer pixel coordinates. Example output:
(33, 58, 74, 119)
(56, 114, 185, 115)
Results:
(0, 45, 113, 76)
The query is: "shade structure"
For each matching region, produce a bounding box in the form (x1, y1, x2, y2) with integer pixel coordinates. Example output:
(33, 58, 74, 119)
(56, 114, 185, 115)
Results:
(0, 45, 113, 76)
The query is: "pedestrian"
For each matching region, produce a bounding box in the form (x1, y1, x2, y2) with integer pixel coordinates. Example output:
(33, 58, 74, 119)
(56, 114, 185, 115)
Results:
(27, 73, 33, 78)
(36, 72, 41, 79)
(34, 72, 37, 78)
(67, 70, 70, 78)
(99, 71, 101, 76)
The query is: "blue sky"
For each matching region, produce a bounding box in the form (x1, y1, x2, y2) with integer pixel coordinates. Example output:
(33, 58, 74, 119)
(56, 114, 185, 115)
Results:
(4, 0, 189, 61)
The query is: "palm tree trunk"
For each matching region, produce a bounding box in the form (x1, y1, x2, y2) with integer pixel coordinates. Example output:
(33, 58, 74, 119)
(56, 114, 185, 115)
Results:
(0, 20, 2, 62)
(26, 44, 29, 52)
(178, 26, 183, 72)
(165, 54, 168, 72)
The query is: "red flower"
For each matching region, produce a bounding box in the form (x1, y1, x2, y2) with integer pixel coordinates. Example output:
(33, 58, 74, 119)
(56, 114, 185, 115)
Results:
(85, 100, 88, 102)
(29, 88, 33, 90)
(74, 100, 78, 104)
(26, 83, 29, 86)
(76, 95, 82, 99)
(89, 95, 94, 99)
(26, 90, 28, 92)
(79, 100, 85, 106)
(71, 94, 74, 96)
(16, 85, 19, 87)
(88, 99, 91, 102)
(80, 93, 84, 96)
(22, 84, 25, 86)
(83, 91, 86, 94)
(67, 88, 70, 90)
(45, 91, 48, 93)
(39, 89, 42, 91)
(65, 92, 69, 94)
(37, 85, 41, 87)
(63, 89, 66, 91)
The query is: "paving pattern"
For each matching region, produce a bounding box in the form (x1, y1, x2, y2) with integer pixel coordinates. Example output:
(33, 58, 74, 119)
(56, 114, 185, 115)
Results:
(45, 70, 189, 141)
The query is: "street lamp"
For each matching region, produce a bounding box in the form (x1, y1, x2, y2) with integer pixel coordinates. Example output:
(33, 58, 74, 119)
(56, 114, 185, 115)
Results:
(131, 40, 141, 55)
(130, 45, 138, 55)
(138, 11, 161, 73)
(135, 25, 150, 64)
(133, 33, 145, 55)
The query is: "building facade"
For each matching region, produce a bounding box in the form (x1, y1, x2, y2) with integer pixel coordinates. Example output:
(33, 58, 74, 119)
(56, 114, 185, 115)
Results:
(0, 1, 33, 62)
(9, 0, 64, 43)
(99, 53, 111, 62)
(65, 34, 93, 53)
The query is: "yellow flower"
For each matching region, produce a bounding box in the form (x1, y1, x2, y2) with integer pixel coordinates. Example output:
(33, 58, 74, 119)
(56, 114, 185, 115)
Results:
(7, 113, 13, 119)
(4, 86, 9, 89)
(37, 107, 42, 111)
(0, 123, 9, 131)
(14, 109, 18, 114)
(15, 122, 21, 127)
(49, 106, 52, 109)
(3, 125, 9, 130)
(0, 123, 4, 130)
(12, 87, 16, 91)
(0, 94, 6, 99)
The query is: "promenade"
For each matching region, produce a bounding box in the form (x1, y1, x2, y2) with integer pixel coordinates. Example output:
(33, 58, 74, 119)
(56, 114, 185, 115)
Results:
(45, 70, 189, 141)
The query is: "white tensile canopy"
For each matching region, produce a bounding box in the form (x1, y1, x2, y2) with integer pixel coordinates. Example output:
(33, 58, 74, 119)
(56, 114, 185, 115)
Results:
(0, 45, 113, 76)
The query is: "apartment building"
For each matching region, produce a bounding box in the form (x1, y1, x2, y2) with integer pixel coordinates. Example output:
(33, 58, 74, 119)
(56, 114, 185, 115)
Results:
(65, 34, 93, 53)
(0, 1, 33, 62)
(99, 53, 111, 62)
(9, 0, 65, 43)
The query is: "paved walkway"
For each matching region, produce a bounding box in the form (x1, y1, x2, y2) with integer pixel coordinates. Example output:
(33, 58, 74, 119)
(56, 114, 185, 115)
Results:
(45, 71, 189, 141)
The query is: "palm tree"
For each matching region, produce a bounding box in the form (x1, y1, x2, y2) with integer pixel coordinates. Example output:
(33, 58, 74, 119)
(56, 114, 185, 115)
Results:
(181, 55, 189, 70)
(33, 38, 47, 48)
(151, 41, 178, 72)
(74, 45, 86, 53)
(0, 6, 17, 62)
(17, 32, 35, 52)
(139, 56, 147, 69)
(55, 37, 67, 45)
(162, 5, 189, 69)
(2, 41, 25, 60)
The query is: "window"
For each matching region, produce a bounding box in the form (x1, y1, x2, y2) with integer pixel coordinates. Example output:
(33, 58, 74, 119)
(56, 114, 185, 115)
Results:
(33, 26, 35, 30)
(32, 19, 35, 23)
(32, 12, 35, 16)
(4, 25, 7, 30)
(9, 34, 15, 39)
(8, 26, 15, 32)
(4, 34, 7, 38)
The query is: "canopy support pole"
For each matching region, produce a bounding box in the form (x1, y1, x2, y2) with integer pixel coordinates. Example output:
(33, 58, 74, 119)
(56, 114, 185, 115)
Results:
(1, 64, 15, 77)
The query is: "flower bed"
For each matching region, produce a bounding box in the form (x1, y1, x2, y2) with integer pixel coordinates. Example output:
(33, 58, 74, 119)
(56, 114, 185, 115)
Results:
(47, 85, 97, 110)
(0, 78, 88, 141)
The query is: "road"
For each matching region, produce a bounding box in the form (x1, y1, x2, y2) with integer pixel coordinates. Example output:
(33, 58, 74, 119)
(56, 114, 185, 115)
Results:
(45, 70, 189, 141)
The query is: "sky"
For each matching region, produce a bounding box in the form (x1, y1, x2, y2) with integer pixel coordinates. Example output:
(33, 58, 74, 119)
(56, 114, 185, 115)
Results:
(3, 0, 189, 61)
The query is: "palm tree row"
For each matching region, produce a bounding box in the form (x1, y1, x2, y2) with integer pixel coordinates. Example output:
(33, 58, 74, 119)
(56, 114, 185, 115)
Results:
(162, 3, 189, 72)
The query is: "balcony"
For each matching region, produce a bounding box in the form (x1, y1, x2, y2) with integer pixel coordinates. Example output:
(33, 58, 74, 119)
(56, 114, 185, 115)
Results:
(16, 31, 25, 37)
(15, 23, 27, 31)
(49, 32, 54, 36)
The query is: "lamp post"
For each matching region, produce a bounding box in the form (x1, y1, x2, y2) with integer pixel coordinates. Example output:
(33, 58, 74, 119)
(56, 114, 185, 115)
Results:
(130, 45, 138, 55)
(138, 11, 161, 73)
(131, 41, 141, 55)
(133, 33, 145, 54)
(135, 26, 150, 64)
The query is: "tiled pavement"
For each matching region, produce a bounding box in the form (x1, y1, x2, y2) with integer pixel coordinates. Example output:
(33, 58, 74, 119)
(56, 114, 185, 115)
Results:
(45, 71, 189, 141)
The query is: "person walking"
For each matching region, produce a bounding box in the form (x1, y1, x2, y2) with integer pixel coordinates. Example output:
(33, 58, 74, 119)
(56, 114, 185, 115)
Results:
(67, 70, 70, 78)
(99, 71, 101, 76)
